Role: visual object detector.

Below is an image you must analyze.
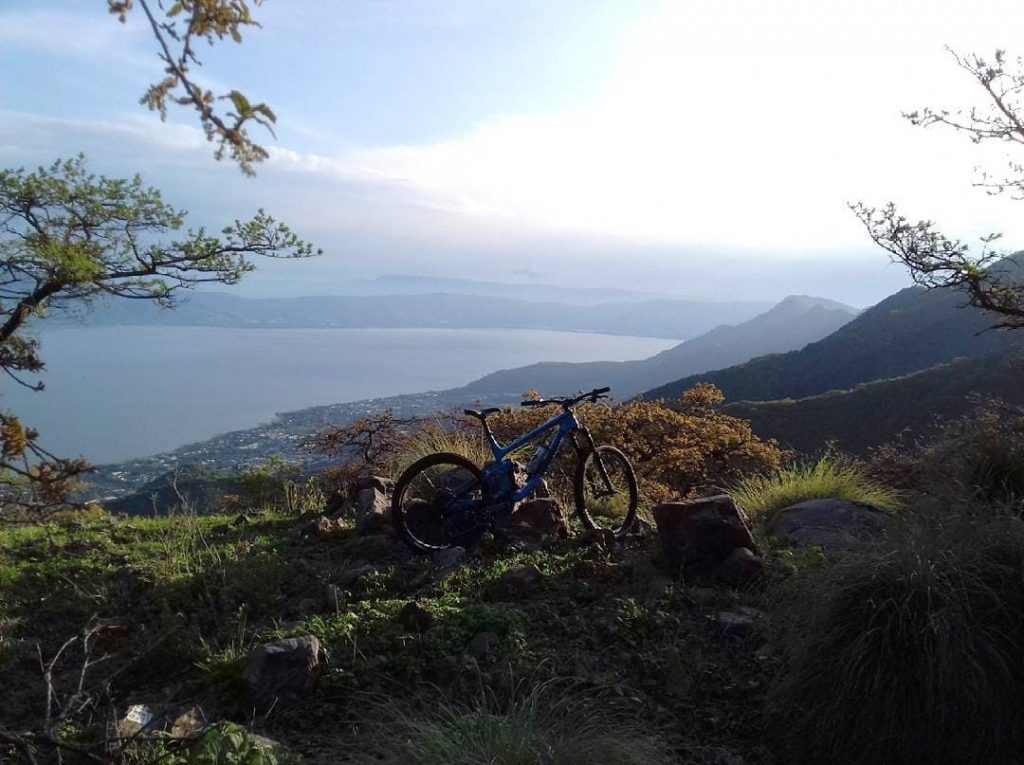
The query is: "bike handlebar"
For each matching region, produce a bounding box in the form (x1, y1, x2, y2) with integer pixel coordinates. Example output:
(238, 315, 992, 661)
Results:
(520, 387, 611, 409)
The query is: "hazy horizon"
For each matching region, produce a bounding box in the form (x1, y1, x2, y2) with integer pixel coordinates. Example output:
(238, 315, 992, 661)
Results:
(7, 2, 1024, 306)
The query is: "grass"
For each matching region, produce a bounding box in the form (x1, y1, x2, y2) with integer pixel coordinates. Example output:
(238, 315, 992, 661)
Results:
(0, 501, 777, 763)
(350, 678, 674, 765)
(731, 453, 902, 521)
(768, 504, 1024, 764)
(393, 420, 492, 477)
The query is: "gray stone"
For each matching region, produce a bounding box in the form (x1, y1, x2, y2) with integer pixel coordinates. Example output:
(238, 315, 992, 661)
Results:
(769, 498, 889, 550)
(492, 563, 543, 599)
(714, 547, 768, 589)
(433, 546, 467, 568)
(352, 475, 394, 495)
(714, 611, 758, 644)
(505, 498, 568, 544)
(653, 495, 758, 572)
(355, 487, 390, 535)
(243, 636, 321, 706)
(312, 515, 347, 542)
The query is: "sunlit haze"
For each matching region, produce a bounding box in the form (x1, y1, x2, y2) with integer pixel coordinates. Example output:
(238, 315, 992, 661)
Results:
(4, 0, 1024, 305)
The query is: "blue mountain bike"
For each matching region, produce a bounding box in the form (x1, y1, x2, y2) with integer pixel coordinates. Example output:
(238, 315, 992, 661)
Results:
(391, 386, 638, 553)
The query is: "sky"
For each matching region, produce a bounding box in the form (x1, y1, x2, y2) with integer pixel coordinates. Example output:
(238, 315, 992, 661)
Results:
(4, 0, 1024, 306)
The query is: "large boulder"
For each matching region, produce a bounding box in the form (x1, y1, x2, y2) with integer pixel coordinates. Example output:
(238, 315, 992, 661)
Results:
(769, 498, 889, 550)
(653, 495, 758, 572)
(354, 486, 390, 535)
(243, 636, 321, 706)
(505, 498, 568, 545)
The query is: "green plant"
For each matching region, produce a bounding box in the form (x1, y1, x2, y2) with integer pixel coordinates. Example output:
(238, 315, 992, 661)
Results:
(350, 679, 673, 765)
(732, 452, 902, 521)
(769, 506, 1024, 764)
(131, 722, 296, 764)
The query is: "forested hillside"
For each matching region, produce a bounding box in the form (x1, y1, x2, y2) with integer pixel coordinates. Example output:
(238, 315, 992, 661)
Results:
(725, 354, 1024, 454)
(642, 284, 1024, 402)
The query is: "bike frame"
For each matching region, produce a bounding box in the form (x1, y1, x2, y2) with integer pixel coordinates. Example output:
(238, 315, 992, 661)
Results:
(482, 407, 594, 503)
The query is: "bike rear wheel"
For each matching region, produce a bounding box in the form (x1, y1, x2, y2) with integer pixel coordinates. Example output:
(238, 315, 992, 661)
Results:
(574, 445, 638, 537)
(392, 452, 487, 553)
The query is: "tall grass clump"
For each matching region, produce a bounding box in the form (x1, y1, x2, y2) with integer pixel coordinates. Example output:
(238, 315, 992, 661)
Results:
(769, 506, 1024, 764)
(393, 419, 492, 476)
(732, 453, 902, 520)
(351, 679, 673, 765)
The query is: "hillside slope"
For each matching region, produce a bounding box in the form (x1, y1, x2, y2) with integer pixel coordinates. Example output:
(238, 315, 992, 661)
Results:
(642, 285, 1024, 402)
(458, 295, 857, 399)
(725, 354, 1024, 454)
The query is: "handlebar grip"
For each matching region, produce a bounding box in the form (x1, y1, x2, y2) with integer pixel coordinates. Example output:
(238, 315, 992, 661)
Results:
(594, 386, 611, 395)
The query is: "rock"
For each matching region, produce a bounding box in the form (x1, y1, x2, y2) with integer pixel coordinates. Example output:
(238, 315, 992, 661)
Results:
(355, 487, 390, 536)
(243, 636, 321, 706)
(338, 564, 383, 588)
(313, 516, 347, 542)
(769, 498, 888, 550)
(433, 546, 466, 568)
(714, 547, 768, 589)
(116, 703, 160, 738)
(714, 607, 765, 644)
(492, 563, 543, 599)
(323, 488, 347, 517)
(170, 708, 204, 740)
(342, 533, 401, 561)
(398, 601, 436, 633)
(352, 475, 395, 495)
(504, 498, 568, 545)
(653, 495, 758, 573)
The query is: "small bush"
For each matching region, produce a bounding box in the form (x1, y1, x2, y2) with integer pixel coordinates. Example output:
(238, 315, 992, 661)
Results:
(769, 505, 1024, 764)
(732, 453, 902, 520)
(351, 679, 673, 765)
(872, 401, 1024, 505)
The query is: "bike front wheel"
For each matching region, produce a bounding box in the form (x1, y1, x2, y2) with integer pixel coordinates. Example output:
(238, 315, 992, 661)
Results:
(392, 452, 487, 553)
(574, 445, 638, 538)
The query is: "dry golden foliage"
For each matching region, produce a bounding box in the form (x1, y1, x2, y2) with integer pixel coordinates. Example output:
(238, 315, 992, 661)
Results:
(311, 384, 785, 505)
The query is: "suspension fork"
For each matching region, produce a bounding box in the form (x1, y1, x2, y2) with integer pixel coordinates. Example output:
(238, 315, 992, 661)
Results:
(573, 427, 614, 491)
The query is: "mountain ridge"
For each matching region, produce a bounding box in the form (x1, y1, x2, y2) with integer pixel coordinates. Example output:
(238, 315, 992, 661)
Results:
(641, 284, 1024, 402)
(455, 295, 858, 399)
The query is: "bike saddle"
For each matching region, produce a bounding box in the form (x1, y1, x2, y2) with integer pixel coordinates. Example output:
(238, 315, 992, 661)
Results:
(464, 407, 501, 420)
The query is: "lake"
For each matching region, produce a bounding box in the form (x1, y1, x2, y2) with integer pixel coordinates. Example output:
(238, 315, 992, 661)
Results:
(3, 326, 675, 464)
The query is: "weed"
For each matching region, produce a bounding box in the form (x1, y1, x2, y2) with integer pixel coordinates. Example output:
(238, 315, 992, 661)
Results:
(732, 452, 902, 521)
(769, 504, 1024, 764)
(349, 677, 674, 765)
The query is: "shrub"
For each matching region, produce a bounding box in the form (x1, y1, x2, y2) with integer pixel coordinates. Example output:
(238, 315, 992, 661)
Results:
(311, 384, 786, 506)
(769, 505, 1024, 764)
(732, 452, 902, 521)
(871, 400, 1024, 505)
(350, 679, 673, 765)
